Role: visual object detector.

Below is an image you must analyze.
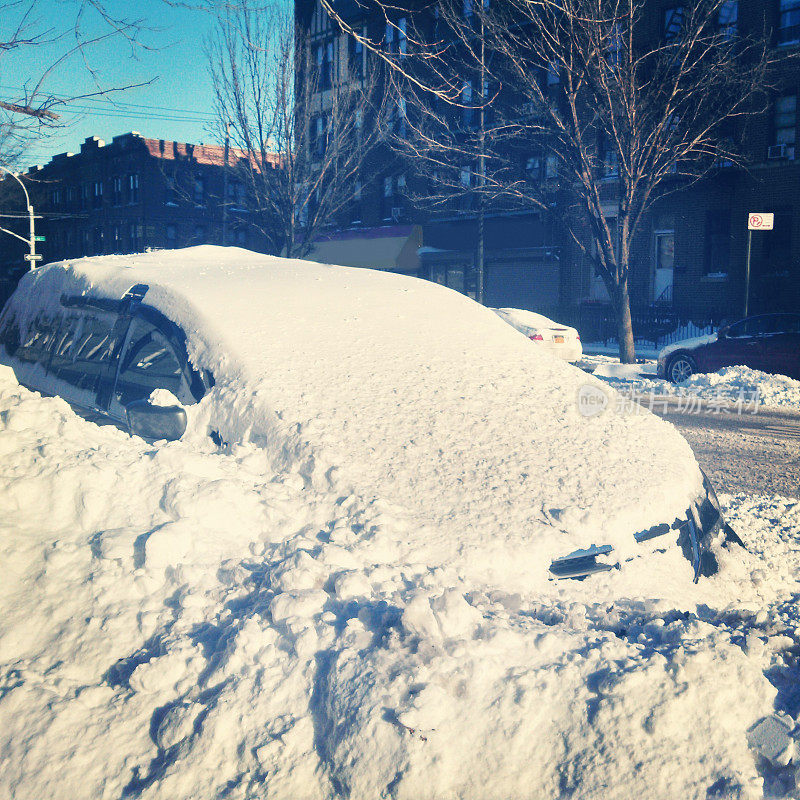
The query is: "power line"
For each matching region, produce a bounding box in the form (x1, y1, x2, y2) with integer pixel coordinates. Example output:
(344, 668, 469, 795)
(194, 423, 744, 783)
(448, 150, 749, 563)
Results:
(0, 85, 217, 121)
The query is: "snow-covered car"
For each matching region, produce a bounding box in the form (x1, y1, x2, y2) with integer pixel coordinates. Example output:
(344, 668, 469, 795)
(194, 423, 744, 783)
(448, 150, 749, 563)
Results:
(0, 246, 734, 583)
(657, 313, 800, 383)
(491, 307, 582, 362)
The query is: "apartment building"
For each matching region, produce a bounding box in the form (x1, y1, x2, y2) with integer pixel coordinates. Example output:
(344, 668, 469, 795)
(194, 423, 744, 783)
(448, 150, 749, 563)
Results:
(0, 132, 277, 306)
(297, 0, 800, 328)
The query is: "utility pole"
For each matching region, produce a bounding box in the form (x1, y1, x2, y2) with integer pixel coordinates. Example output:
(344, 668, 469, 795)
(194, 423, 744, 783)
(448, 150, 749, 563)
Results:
(0, 165, 40, 269)
(222, 121, 231, 245)
(476, 16, 486, 305)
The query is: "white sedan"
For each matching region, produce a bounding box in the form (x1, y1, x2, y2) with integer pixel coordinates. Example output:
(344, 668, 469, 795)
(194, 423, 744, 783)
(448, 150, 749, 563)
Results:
(492, 307, 583, 362)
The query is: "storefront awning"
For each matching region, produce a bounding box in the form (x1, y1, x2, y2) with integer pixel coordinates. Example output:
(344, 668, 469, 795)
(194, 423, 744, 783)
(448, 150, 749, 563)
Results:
(304, 225, 422, 274)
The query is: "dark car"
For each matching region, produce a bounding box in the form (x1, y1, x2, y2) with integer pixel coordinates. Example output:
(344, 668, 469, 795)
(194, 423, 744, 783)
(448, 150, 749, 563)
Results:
(0, 284, 211, 441)
(657, 313, 800, 383)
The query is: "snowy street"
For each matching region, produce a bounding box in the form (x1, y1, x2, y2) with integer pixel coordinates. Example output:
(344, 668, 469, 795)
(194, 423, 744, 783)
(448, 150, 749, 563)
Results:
(581, 353, 800, 495)
(649, 402, 800, 497)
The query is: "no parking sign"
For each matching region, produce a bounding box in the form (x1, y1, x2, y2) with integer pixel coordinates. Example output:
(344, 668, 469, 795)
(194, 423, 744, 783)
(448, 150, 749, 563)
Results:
(748, 213, 774, 230)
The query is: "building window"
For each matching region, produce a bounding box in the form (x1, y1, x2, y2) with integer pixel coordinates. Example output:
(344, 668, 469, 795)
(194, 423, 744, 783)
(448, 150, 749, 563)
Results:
(112, 176, 123, 206)
(349, 26, 365, 78)
(81, 184, 90, 210)
(129, 223, 140, 252)
(600, 133, 619, 178)
(128, 174, 139, 204)
(462, 80, 474, 127)
(193, 176, 205, 205)
(50, 188, 62, 206)
(385, 18, 407, 55)
(773, 94, 797, 159)
(607, 22, 623, 65)
(316, 39, 334, 89)
(395, 96, 407, 136)
(352, 180, 363, 223)
(382, 175, 394, 220)
(663, 7, 684, 40)
(92, 180, 103, 208)
(718, 0, 738, 38)
(93, 226, 104, 255)
(311, 115, 327, 158)
(778, 0, 800, 45)
(463, 0, 473, 17)
(705, 212, 731, 275)
(525, 155, 542, 181)
(166, 224, 177, 244)
(545, 154, 558, 179)
(381, 176, 406, 220)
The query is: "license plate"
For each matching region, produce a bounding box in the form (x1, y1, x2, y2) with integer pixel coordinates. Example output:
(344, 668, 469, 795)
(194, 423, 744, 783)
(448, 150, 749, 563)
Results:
(554, 335, 565, 344)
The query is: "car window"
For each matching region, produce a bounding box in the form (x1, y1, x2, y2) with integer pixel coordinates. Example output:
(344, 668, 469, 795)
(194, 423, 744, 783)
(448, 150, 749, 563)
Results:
(114, 318, 195, 408)
(11, 312, 59, 367)
(774, 315, 800, 334)
(0, 312, 21, 356)
(50, 311, 118, 394)
(727, 316, 771, 337)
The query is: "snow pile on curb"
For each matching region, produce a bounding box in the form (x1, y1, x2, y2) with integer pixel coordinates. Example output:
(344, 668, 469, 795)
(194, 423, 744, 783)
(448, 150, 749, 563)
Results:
(2, 368, 799, 800)
(592, 359, 800, 410)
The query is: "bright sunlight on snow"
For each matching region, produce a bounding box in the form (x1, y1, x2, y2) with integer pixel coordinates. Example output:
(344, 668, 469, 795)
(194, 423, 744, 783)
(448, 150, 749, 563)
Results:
(1, 248, 798, 799)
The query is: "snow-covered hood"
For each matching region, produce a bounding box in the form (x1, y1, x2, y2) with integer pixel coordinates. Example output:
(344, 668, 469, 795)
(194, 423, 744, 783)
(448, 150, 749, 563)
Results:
(659, 333, 718, 360)
(5, 246, 703, 587)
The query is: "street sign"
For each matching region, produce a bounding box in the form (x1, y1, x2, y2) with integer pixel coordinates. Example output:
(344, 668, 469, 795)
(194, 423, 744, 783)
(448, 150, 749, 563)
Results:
(33, 235, 45, 242)
(24, 253, 42, 261)
(748, 213, 774, 230)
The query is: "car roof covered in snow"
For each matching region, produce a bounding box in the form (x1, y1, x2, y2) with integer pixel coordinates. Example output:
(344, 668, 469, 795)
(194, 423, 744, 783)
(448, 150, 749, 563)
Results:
(4, 246, 702, 585)
(493, 307, 572, 332)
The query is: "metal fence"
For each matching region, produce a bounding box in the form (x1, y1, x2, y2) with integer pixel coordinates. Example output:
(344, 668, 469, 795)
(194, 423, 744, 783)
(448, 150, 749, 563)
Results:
(547, 304, 723, 350)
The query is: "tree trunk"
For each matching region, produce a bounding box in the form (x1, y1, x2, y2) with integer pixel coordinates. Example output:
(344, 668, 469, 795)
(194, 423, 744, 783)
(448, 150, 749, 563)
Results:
(614, 279, 636, 364)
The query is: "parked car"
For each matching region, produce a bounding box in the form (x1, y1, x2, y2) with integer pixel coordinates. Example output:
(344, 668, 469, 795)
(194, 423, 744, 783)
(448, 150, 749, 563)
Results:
(491, 307, 583, 362)
(657, 313, 800, 383)
(0, 246, 736, 582)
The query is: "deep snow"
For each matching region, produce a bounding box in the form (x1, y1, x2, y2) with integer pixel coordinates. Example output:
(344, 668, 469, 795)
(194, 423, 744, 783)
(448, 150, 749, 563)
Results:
(588, 356, 800, 411)
(0, 367, 798, 799)
(1, 248, 797, 799)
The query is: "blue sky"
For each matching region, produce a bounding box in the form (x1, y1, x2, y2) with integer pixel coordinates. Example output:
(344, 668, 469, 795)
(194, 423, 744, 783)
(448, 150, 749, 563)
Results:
(6, 1, 221, 168)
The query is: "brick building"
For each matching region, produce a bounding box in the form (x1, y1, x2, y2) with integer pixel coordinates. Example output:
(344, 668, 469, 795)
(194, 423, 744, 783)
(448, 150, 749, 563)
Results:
(0, 132, 277, 307)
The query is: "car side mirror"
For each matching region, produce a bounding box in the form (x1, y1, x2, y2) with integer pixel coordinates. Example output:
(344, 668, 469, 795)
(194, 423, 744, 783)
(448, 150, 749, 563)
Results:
(717, 325, 730, 340)
(126, 398, 187, 441)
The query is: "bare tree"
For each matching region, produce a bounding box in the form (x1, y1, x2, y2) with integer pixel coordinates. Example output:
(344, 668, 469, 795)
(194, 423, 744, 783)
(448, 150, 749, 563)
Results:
(207, 0, 389, 258)
(0, 1, 153, 166)
(322, 0, 775, 362)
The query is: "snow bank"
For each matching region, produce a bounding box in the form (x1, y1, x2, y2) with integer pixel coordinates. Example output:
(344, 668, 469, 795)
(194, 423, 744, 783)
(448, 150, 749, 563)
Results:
(591, 359, 800, 410)
(0, 368, 795, 799)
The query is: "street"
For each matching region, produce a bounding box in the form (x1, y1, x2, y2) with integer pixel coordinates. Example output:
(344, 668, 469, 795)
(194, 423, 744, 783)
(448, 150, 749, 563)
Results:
(647, 399, 800, 496)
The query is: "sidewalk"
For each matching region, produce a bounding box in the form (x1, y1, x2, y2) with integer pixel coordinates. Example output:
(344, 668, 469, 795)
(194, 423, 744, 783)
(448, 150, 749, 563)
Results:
(581, 343, 661, 359)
